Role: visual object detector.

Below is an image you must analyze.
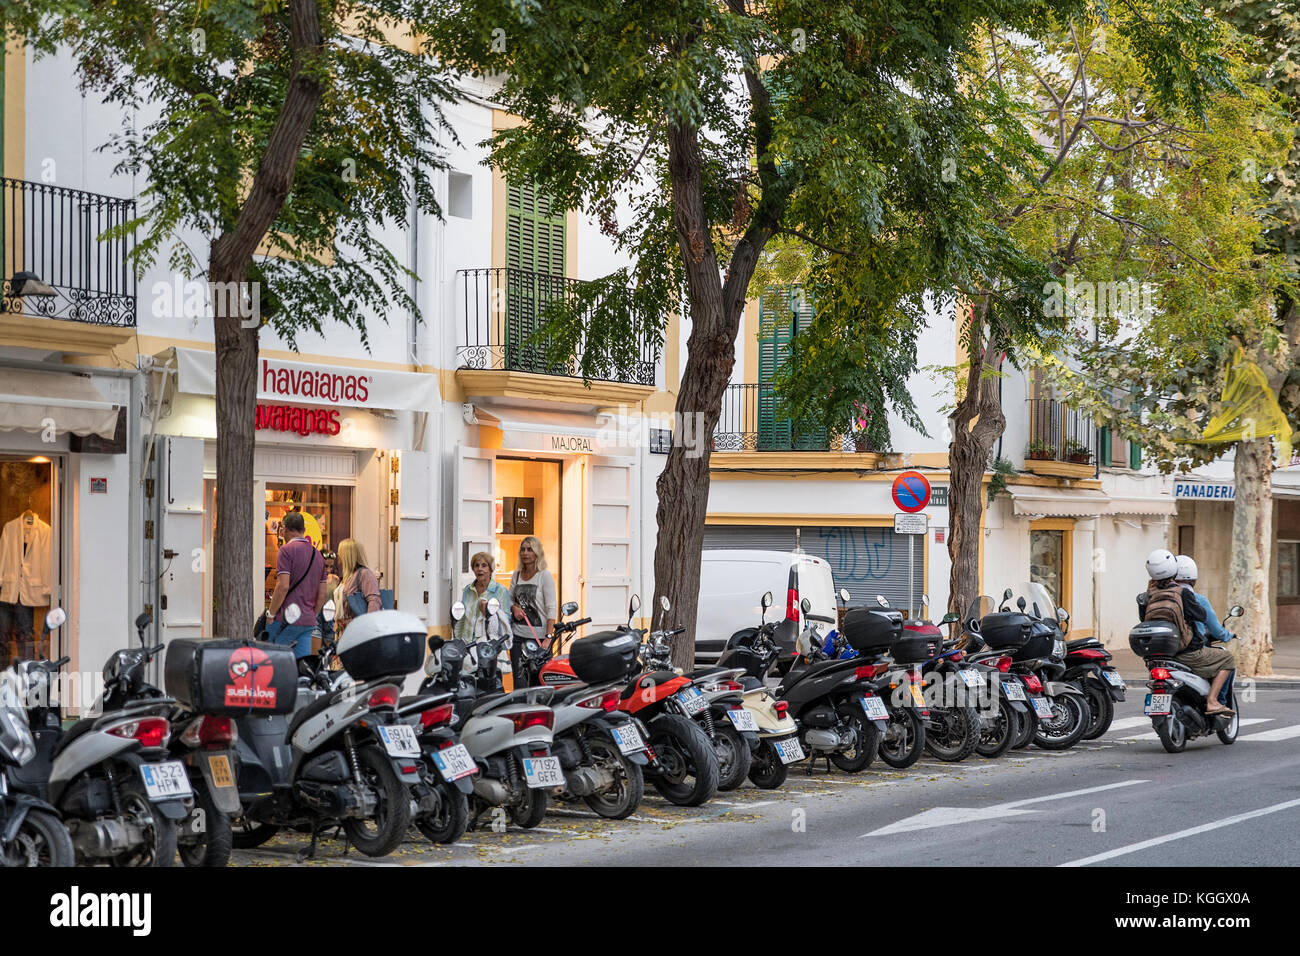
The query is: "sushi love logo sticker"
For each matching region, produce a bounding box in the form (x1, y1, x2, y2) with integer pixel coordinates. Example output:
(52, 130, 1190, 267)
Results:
(225, 646, 279, 709)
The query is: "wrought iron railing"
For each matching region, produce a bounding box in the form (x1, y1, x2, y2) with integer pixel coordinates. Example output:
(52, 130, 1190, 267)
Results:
(457, 267, 657, 385)
(712, 382, 861, 453)
(1026, 398, 1096, 464)
(0, 178, 137, 326)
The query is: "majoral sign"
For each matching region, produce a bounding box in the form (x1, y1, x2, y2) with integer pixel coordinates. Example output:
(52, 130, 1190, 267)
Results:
(1174, 482, 1236, 501)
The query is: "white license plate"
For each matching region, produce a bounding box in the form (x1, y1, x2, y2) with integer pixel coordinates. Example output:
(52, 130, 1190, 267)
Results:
(959, 670, 983, 688)
(726, 709, 759, 732)
(611, 723, 645, 755)
(773, 736, 805, 764)
(1030, 696, 1054, 719)
(139, 761, 192, 801)
(431, 744, 477, 781)
(1145, 693, 1172, 716)
(1001, 681, 1027, 702)
(523, 755, 564, 789)
(378, 723, 421, 757)
(676, 688, 708, 716)
(861, 696, 889, 721)
(1103, 671, 1125, 688)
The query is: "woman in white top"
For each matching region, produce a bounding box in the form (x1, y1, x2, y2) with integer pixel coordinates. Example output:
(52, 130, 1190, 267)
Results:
(510, 536, 557, 646)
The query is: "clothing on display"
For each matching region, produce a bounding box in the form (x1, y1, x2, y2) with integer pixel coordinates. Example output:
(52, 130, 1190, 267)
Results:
(0, 511, 52, 607)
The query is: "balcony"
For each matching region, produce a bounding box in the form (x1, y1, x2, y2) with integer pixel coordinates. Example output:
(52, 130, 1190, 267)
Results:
(710, 382, 880, 469)
(1024, 398, 1097, 479)
(455, 267, 658, 404)
(1, 179, 136, 325)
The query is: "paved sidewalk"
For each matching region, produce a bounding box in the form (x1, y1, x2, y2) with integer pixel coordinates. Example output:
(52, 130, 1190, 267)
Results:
(1107, 635, 1300, 685)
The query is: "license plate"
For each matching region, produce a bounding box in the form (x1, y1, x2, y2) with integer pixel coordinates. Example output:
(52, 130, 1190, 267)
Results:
(523, 755, 564, 789)
(611, 723, 645, 754)
(908, 684, 926, 708)
(861, 696, 889, 721)
(378, 723, 421, 757)
(1103, 671, 1125, 688)
(959, 670, 983, 688)
(725, 709, 759, 732)
(1145, 693, 1172, 716)
(773, 736, 805, 764)
(139, 761, 192, 801)
(207, 753, 235, 790)
(1001, 681, 1026, 702)
(431, 744, 477, 781)
(1030, 696, 1054, 719)
(676, 687, 708, 716)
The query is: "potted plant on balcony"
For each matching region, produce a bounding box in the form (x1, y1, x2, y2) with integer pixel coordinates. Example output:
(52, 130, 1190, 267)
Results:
(1027, 438, 1055, 461)
(851, 403, 873, 453)
(1065, 439, 1093, 464)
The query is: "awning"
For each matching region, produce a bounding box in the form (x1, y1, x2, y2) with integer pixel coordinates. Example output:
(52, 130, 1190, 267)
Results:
(167, 347, 437, 412)
(1008, 486, 1110, 518)
(474, 405, 630, 455)
(0, 368, 120, 439)
(1106, 495, 1178, 517)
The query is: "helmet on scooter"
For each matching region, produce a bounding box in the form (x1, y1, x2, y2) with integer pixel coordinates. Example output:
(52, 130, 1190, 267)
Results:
(1174, 554, 1198, 584)
(1145, 549, 1178, 582)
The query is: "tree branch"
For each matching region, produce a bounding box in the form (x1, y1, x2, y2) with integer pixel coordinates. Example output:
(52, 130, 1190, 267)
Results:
(776, 226, 857, 258)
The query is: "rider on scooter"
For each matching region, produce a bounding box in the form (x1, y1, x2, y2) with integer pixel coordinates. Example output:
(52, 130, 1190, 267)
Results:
(1175, 555, 1234, 707)
(1138, 549, 1234, 716)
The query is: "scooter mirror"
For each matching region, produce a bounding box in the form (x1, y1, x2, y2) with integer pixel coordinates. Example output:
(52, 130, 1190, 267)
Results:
(486, 597, 501, 616)
(427, 634, 445, 653)
(761, 591, 773, 610)
(839, 588, 851, 604)
(659, 595, 670, 612)
(800, 597, 811, 615)
(131, 610, 149, 632)
(876, 595, 888, 608)
(921, 593, 930, 609)
(450, 600, 466, 622)
(1228, 605, 1244, 618)
(1057, 607, 1069, 623)
(322, 600, 336, 623)
(629, 595, 641, 617)
(562, 601, 579, 617)
(1016, 597, 1027, 613)
(46, 607, 67, 631)
(284, 603, 302, 625)
(1003, 588, 1014, 601)
(940, 612, 959, 625)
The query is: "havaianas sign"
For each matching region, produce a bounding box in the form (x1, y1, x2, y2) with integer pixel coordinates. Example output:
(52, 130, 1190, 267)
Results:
(1174, 482, 1236, 500)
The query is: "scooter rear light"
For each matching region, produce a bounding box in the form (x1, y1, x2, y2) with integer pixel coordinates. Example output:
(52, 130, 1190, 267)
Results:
(578, 690, 621, 712)
(1150, 667, 1171, 681)
(108, 716, 169, 749)
(530, 749, 548, 758)
(1021, 675, 1044, 694)
(367, 686, 399, 710)
(773, 701, 789, 718)
(854, 665, 874, 681)
(511, 709, 554, 733)
(872, 662, 890, 678)
(197, 715, 236, 746)
(420, 703, 455, 729)
(401, 764, 419, 775)
(948, 650, 964, 662)
(1074, 649, 1108, 660)
(995, 656, 1012, 673)
(704, 680, 744, 693)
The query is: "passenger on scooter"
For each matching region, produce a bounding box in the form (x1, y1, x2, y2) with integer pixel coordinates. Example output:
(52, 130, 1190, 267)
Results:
(1174, 555, 1231, 644)
(1139, 549, 1234, 715)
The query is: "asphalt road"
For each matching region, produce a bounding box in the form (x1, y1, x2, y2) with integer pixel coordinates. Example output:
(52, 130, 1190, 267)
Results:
(232, 686, 1300, 867)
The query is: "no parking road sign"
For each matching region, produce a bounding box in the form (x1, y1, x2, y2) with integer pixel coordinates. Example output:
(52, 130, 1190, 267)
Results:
(891, 471, 931, 514)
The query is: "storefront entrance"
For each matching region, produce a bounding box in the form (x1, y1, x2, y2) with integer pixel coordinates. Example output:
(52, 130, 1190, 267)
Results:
(494, 457, 562, 594)
(0, 456, 59, 667)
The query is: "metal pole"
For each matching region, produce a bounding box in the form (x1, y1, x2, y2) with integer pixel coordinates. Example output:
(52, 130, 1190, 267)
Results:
(908, 529, 914, 618)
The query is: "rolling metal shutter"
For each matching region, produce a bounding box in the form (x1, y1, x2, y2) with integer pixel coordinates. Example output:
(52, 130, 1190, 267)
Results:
(701, 524, 925, 614)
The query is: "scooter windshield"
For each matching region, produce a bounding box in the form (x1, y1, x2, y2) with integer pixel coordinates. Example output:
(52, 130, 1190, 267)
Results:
(1004, 582, 1057, 620)
(966, 595, 995, 623)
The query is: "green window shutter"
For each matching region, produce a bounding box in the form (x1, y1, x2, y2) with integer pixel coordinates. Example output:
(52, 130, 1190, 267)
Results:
(1099, 427, 1112, 467)
(756, 287, 826, 451)
(505, 179, 567, 371)
(1130, 441, 1141, 470)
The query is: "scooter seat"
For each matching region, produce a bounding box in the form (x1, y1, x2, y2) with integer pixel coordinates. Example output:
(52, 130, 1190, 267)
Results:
(52, 718, 99, 757)
(1066, 637, 1103, 650)
(739, 676, 764, 691)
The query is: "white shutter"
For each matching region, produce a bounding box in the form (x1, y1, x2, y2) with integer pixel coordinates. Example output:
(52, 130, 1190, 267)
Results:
(454, 446, 496, 592)
(158, 436, 205, 642)
(396, 450, 431, 621)
(585, 457, 635, 630)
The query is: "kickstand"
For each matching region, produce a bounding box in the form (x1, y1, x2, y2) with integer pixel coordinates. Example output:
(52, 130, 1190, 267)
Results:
(297, 827, 321, 863)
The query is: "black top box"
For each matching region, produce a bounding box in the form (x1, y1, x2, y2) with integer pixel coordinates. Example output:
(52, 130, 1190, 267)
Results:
(980, 612, 1032, 649)
(1012, 619, 1059, 661)
(842, 608, 904, 653)
(164, 638, 298, 716)
(1129, 621, 1181, 659)
(568, 630, 641, 684)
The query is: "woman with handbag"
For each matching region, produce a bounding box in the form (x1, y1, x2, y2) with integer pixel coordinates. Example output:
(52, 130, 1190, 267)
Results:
(509, 536, 556, 680)
(333, 538, 382, 638)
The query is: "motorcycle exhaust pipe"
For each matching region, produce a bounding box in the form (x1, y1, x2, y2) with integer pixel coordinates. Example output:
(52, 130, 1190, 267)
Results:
(472, 776, 511, 805)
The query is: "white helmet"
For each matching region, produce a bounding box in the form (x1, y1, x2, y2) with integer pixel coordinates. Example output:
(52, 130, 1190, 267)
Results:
(1146, 549, 1178, 582)
(1175, 554, 1198, 583)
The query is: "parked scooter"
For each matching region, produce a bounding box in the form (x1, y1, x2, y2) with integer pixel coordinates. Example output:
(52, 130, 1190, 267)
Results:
(5, 608, 190, 866)
(960, 600, 1033, 758)
(0, 663, 74, 866)
(394, 690, 474, 845)
(422, 598, 560, 830)
(230, 609, 427, 858)
(1062, 631, 1126, 739)
(1133, 603, 1243, 753)
(910, 595, 981, 762)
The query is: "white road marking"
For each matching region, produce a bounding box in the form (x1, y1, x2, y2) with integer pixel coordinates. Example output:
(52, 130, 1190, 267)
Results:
(1116, 717, 1272, 742)
(1105, 716, 1156, 733)
(1059, 799, 1300, 867)
(859, 779, 1149, 837)
(1240, 723, 1300, 742)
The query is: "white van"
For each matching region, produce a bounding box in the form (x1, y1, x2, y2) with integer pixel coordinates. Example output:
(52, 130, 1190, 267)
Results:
(693, 550, 838, 671)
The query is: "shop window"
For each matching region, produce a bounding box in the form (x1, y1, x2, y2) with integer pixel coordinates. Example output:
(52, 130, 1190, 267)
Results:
(263, 484, 353, 607)
(0, 458, 58, 668)
(1029, 528, 1066, 610)
(1279, 542, 1300, 599)
(494, 458, 561, 594)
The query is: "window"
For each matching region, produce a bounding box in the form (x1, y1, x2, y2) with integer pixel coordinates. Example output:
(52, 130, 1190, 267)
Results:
(1029, 527, 1069, 611)
(756, 287, 825, 451)
(1279, 542, 1299, 599)
(448, 171, 473, 219)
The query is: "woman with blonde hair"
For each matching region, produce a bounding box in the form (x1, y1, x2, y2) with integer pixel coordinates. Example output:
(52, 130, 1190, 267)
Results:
(333, 538, 382, 637)
(455, 551, 511, 643)
(510, 537, 557, 673)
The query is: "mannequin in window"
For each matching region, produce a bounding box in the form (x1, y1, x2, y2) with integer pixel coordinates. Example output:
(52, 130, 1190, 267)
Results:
(0, 493, 53, 655)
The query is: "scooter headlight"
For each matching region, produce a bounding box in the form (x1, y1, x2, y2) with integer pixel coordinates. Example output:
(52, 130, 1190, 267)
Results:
(0, 708, 35, 766)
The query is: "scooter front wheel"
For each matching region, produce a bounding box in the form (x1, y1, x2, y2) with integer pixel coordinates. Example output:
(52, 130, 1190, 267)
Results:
(1080, 680, 1115, 740)
(2, 808, 75, 867)
(1216, 693, 1240, 745)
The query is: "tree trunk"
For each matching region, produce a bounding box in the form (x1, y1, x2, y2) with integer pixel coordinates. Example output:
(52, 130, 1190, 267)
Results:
(1229, 440, 1275, 676)
(212, 306, 259, 640)
(947, 307, 1005, 619)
